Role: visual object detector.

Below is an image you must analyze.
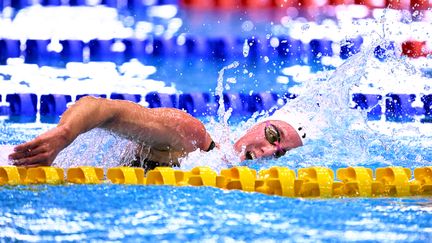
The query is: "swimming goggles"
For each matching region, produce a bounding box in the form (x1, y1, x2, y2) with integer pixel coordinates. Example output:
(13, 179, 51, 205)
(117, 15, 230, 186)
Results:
(264, 121, 287, 158)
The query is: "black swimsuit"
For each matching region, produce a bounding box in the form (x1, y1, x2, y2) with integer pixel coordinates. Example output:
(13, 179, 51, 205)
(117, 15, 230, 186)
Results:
(131, 140, 216, 172)
(130, 158, 177, 172)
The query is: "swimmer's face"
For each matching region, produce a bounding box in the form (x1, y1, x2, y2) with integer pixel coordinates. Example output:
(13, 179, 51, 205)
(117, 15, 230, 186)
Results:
(234, 120, 303, 161)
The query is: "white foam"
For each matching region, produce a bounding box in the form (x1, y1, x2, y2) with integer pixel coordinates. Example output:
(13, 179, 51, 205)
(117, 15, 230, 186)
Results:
(0, 145, 14, 166)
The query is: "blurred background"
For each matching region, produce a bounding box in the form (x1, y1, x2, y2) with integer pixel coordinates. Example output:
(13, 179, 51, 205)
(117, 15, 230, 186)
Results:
(0, 0, 431, 123)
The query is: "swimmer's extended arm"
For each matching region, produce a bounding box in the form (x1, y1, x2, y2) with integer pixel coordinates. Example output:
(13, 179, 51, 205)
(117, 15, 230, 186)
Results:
(9, 96, 213, 167)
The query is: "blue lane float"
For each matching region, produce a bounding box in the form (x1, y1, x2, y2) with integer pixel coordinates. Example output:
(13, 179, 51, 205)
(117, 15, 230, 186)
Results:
(0, 93, 431, 123)
(421, 94, 432, 123)
(1, 35, 369, 66)
(151, 36, 342, 64)
(216, 93, 248, 116)
(171, 35, 208, 58)
(110, 93, 141, 103)
(25, 39, 49, 65)
(0, 95, 10, 116)
(374, 42, 396, 61)
(24, 39, 63, 66)
(251, 92, 280, 112)
(101, 0, 118, 7)
(40, 94, 72, 116)
(207, 38, 230, 60)
(340, 37, 363, 60)
(273, 37, 305, 64)
(10, 0, 29, 9)
(0, 39, 21, 65)
(246, 37, 264, 59)
(153, 37, 174, 57)
(76, 94, 107, 101)
(69, 0, 87, 6)
(124, 38, 175, 59)
(385, 94, 423, 122)
(60, 40, 85, 63)
(308, 39, 333, 65)
(178, 92, 214, 117)
(41, 0, 61, 6)
(352, 93, 383, 121)
(6, 93, 37, 116)
(145, 92, 177, 108)
(0, 35, 403, 69)
(123, 38, 147, 61)
(89, 39, 124, 63)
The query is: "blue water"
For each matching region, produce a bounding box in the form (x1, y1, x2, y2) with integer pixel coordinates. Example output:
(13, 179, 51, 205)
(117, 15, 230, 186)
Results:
(1, 185, 431, 242)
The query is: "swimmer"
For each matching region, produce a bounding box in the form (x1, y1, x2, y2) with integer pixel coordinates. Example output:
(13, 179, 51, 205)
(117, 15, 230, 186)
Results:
(8, 96, 305, 170)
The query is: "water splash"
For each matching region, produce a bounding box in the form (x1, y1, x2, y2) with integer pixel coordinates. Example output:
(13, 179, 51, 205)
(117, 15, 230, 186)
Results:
(55, 129, 130, 168)
(186, 30, 427, 171)
(224, 9, 432, 170)
(181, 61, 241, 171)
(274, 35, 432, 169)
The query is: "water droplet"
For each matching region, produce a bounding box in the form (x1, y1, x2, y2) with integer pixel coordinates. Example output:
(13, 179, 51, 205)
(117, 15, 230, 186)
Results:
(243, 39, 250, 58)
(227, 77, 236, 84)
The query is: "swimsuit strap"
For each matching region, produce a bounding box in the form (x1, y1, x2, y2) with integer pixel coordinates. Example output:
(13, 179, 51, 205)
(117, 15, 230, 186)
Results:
(130, 157, 180, 172)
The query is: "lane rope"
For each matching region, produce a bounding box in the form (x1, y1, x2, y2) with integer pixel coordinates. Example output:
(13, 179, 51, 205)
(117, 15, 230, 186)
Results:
(1, 165, 431, 198)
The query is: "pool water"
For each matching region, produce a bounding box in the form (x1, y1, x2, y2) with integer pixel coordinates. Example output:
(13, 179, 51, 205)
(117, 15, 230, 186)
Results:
(1, 185, 431, 242)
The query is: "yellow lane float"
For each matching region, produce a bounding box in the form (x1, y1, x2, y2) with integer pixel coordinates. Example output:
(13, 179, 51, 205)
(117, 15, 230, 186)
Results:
(107, 167, 145, 185)
(146, 167, 190, 186)
(217, 166, 256, 192)
(26, 167, 64, 185)
(411, 167, 432, 196)
(336, 167, 373, 197)
(0, 166, 27, 185)
(1, 165, 432, 198)
(376, 167, 411, 197)
(296, 167, 334, 197)
(256, 166, 296, 197)
(188, 166, 217, 187)
(67, 166, 104, 184)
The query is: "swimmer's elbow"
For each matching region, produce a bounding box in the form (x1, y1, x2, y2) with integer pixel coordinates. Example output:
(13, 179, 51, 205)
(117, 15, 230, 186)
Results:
(197, 124, 216, 152)
(183, 120, 212, 152)
(76, 95, 98, 105)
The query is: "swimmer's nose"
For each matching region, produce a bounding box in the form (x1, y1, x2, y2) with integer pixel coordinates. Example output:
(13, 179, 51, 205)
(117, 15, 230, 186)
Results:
(258, 144, 277, 158)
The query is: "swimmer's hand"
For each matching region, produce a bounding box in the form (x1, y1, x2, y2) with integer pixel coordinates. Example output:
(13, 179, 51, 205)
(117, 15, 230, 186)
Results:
(9, 126, 70, 167)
